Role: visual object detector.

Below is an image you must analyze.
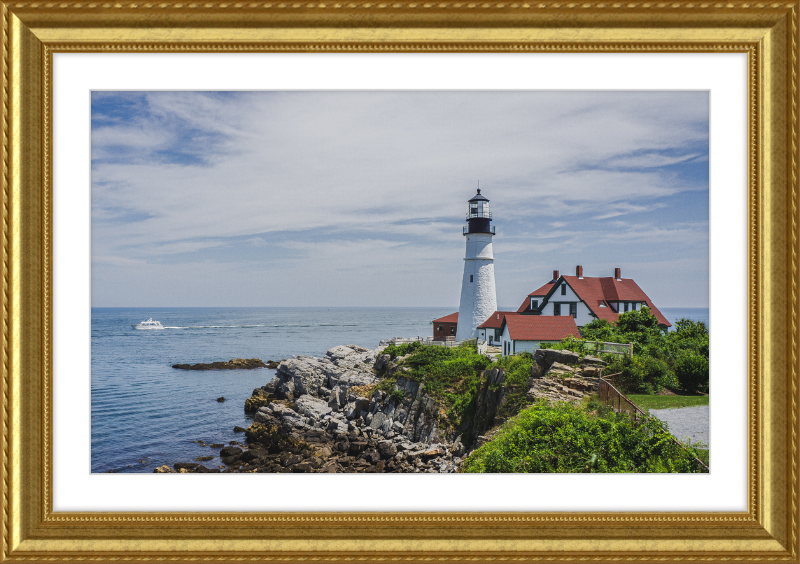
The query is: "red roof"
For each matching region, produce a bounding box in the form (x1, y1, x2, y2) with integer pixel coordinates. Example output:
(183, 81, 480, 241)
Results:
(477, 311, 518, 329)
(517, 281, 556, 312)
(558, 275, 671, 327)
(432, 312, 458, 324)
(503, 315, 581, 341)
(517, 273, 672, 327)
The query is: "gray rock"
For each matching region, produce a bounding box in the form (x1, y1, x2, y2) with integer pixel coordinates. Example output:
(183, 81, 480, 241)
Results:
(582, 355, 606, 366)
(377, 440, 397, 458)
(296, 395, 332, 421)
(535, 348, 581, 366)
(369, 411, 387, 430)
(277, 380, 295, 400)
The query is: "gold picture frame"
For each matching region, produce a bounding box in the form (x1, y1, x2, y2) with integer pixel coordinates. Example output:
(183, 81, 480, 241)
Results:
(2, 4, 798, 561)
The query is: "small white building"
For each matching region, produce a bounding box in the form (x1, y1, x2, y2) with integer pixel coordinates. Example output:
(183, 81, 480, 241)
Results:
(499, 315, 581, 356)
(477, 311, 517, 346)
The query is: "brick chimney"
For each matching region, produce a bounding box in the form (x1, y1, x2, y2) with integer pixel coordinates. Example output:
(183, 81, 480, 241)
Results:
(614, 267, 621, 280)
(576, 265, 583, 279)
(552, 270, 560, 281)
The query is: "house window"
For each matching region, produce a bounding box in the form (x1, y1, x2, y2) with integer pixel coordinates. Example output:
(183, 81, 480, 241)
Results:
(561, 284, 567, 295)
(570, 303, 577, 318)
(624, 302, 629, 312)
(450, 326, 455, 335)
(437, 325, 442, 332)
(554, 303, 561, 316)
(470, 275, 473, 283)
(531, 299, 538, 309)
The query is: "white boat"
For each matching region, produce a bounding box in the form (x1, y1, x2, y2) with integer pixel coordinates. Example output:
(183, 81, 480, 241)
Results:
(131, 318, 164, 330)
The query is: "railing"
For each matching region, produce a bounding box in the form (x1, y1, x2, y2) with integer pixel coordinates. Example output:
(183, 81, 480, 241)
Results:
(466, 211, 492, 219)
(583, 340, 634, 357)
(463, 225, 496, 234)
(598, 376, 709, 473)
(382, 336, 478, 349)
(598, 377, 645, 423)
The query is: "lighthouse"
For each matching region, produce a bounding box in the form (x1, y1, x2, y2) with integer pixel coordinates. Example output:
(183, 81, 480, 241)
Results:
(455, 189, 498, 341)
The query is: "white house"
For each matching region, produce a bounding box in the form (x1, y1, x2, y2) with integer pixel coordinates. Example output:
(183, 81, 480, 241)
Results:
(476, 311, 517, 346)
(499, 315, 581, 356)
(516, 266, 672, 329)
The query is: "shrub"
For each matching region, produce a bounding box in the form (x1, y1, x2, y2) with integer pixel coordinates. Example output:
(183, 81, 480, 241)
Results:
(674, 352, 709, 393)
(382, 341, 422, 359)
(461, 402, 706, 473)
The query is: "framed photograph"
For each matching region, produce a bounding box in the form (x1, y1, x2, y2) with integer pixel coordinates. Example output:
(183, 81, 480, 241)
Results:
(3, 3, 798, 562)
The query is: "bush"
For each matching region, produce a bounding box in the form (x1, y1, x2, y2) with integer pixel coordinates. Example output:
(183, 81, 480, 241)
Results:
(605, 355, 675, 394)
(461, 402, 706, 473)
(674, 352, 709, 393)
(382, 341, 422, 359)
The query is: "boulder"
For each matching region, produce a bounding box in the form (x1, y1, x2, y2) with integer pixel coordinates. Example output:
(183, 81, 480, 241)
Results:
(277, 380, 296, 400)
(296, 395, 332, 421)
(172, 358, 267, 370)
(174, 462, 199, 470)
(240, 449, 267, 463)
(582, 355, 606, 366)
(534, 349, 581, 367)
(219, 446, 243, 458)
(369, 412, 388, 431)
(154, 464, 175, 473)
(377, 440, 397, 459)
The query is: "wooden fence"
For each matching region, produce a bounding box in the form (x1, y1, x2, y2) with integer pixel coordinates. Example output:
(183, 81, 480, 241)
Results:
(598, 376, 709, 473)
(584, 340, 634, 357)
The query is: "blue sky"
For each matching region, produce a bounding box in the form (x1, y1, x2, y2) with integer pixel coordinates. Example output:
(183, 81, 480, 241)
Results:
(91, 91, 709, 308)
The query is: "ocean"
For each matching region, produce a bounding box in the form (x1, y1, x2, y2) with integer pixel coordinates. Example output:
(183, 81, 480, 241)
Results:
(91, 306, 708, 473)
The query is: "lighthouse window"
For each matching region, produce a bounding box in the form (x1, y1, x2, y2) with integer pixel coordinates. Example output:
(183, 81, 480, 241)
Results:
(470, 275, 473, 283)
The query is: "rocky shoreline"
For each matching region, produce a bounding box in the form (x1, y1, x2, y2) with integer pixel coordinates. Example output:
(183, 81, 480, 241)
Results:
(156, 342, 605, 474)
(172, 358, 273, 370)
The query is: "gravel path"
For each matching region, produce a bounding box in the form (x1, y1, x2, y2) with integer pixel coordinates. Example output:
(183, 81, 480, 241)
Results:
(649, 406, 709, 448)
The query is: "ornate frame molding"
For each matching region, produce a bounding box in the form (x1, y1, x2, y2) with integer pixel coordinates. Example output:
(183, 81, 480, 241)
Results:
(2, 6, 798, 561)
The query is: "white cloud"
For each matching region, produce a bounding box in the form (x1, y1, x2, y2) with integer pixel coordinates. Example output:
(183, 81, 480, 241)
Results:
(91, 91, 709, 306)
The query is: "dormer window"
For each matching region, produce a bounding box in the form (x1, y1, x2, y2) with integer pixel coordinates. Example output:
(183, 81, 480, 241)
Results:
(531, 298, 539, 309)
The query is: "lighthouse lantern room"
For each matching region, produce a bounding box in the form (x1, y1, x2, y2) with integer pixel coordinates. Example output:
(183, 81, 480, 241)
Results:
(456, 189, 498, 341)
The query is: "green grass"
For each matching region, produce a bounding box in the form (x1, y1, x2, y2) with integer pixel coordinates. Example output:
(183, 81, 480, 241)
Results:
(628, 394, 709, 413)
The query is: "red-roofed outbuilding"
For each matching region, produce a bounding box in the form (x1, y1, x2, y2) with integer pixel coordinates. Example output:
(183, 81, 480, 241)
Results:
(432, 312, 459, 341)
(499, 315, 581, 356)
(476, 311, 519, 346)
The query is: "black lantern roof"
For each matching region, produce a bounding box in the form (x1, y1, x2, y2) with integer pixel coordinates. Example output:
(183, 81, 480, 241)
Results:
(468, 189, 489, 202)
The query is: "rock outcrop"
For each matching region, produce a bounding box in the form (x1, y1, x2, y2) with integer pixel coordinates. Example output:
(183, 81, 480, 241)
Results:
(162, 345, 608, 474)
(172, 358, 267, 370)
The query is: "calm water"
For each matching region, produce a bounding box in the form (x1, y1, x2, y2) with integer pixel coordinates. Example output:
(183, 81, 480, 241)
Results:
(91, 307, 455, 473)
(660, 307, 710, 329)
(91, 306, 708, 473)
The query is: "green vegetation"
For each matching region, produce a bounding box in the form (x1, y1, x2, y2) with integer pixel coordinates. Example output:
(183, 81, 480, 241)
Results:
(627, 394, 709, 413)
(378, 342, 492, 430)
(544, 308, 709, 395)
(461, 401, 708, 473)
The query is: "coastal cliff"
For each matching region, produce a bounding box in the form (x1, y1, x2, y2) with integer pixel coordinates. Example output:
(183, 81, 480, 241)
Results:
(157, 343, 605, 473)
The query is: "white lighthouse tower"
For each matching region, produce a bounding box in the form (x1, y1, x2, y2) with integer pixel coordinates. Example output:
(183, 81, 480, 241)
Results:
(456, 189, 497, 341)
